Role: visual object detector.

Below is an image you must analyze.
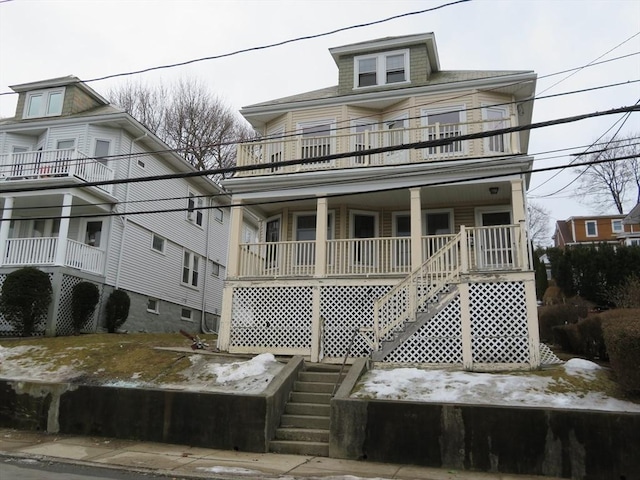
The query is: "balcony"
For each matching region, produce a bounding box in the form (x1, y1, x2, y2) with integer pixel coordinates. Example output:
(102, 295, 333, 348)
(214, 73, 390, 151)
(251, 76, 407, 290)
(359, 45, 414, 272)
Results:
(236, 116, 519, 177)
(2, 237, 104, 275)
(0, 148, 114, 194)
(235, 225, 528, 279)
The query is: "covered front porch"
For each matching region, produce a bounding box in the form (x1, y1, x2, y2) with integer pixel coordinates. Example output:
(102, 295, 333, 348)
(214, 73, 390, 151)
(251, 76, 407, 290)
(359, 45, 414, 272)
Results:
(0, 192, 112, 276)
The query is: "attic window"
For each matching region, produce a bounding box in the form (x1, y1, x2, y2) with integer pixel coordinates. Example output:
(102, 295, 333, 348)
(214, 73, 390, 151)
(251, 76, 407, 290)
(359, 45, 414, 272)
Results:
(354, 50, 409, 89)
(23, 88, 65, 118)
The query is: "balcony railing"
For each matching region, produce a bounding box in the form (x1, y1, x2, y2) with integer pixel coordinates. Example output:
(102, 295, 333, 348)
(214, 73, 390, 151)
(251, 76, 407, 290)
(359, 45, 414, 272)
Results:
(236, 116, 518, 176)
(0, 148, 114, 194)
(235, 225, 527, 279)
(3, 237, 105, 275)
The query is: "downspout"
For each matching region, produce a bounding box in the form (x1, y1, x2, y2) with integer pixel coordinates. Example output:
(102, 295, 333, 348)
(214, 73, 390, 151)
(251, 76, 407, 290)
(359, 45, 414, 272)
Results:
(115, 133, 147, 289)
(200, 197, 213, 333)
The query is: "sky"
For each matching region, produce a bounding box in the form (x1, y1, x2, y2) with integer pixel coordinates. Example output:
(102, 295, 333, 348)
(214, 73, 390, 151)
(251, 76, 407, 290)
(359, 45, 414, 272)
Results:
(1, 0, 639, 242)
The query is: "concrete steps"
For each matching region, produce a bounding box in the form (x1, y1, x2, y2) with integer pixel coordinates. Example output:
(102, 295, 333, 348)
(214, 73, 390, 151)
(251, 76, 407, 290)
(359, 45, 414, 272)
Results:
(270, 363, 347, 457)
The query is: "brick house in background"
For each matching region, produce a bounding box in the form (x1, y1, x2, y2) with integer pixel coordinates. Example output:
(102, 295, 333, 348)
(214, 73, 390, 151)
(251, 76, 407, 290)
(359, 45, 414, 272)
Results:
(553, 213, 640, 248)
(0, 76, 229, 336)
(218, 33, 547, 369)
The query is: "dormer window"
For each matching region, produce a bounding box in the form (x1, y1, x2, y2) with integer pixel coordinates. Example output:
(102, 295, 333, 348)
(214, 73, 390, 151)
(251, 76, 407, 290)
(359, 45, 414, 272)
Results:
(354, 50, 409, 89)
(23, 88, 65, 118)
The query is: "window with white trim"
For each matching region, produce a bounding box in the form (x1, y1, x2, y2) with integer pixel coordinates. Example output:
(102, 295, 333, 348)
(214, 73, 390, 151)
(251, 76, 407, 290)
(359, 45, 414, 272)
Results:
(181, 308, 193, 321)
(187, 190, 204, 226)
(612, 219, 623, 233)
(585, 220, 597, 237)
(354, 50, 409, 88)
(94, 139, 111, 164)
(182, 250, 200, 288)
(214, 208, 224, 223)
(147, 298, 159, 314)
(211, 261, 221, 277)
(151, 234, 165, 253)
(422, 107, 467, 156)
(482, 106, 509, 153)
(24, 88, 65, 118)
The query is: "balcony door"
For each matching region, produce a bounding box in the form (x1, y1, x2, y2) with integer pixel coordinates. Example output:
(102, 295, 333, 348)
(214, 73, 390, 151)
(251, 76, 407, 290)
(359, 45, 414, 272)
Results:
(476, 209, 513, 269)
(383, 115, 408, 164)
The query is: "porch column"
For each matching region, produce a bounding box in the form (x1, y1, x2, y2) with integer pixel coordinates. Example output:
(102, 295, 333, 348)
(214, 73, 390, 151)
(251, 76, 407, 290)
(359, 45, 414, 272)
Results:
(314, 196, 328, 277)
(54, 193, 72, 266)
(410, 187, 423, 270)
(459, 282, 473, 370)
(226, 204, 244, 278)
(0, 196, 13, 265)
(524, 275, 541, 369)
(510, 179, 529, 270)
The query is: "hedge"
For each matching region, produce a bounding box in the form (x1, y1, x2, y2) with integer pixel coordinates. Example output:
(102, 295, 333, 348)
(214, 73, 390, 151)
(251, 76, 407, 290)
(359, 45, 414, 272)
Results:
(602, 310, 640, 393)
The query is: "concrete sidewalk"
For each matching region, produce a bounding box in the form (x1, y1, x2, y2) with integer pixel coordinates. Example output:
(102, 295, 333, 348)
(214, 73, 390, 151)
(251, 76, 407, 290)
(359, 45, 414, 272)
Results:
(0, 428, 563, 480)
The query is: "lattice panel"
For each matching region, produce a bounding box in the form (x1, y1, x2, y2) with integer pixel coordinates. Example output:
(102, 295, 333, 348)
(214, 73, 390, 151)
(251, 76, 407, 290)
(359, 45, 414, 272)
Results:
(0, 272, 51, 337)
(321, 285, 391, 358)
(230, 286, 313, 349)
(56, 275, 103, 336)
(383, 295, 463, 363)
(469, 281, 530, 363)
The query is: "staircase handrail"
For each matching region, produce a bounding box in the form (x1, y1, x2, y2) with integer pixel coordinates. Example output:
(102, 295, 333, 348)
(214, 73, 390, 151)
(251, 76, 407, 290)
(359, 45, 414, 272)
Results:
(371, 232, 462, 349)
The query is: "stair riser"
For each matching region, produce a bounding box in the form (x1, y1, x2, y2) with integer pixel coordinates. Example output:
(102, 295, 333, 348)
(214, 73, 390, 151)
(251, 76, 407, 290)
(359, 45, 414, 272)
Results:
(290, 392, 331, 404)
(285, 403, 330, 416)
(280, 415, 329, 429)
(270, 441, 328, 457)
(275, 429, 329, 442)
(299, 372, 344, 383)
(294, 381, 334, 393)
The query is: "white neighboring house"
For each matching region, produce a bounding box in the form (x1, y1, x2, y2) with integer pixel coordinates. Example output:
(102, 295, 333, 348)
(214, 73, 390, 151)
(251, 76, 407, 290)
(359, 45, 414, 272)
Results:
(0, 76, 229, 336)
(219, 33, 545, 369)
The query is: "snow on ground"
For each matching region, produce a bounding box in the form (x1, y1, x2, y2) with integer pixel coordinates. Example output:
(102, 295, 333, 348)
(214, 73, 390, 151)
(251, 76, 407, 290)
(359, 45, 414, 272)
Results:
(0, 344, 79, 382)
(352, 359, 640, 412)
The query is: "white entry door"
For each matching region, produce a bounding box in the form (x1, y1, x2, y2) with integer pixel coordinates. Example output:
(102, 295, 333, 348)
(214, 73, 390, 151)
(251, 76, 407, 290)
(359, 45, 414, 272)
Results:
(476, 210, 513, 269)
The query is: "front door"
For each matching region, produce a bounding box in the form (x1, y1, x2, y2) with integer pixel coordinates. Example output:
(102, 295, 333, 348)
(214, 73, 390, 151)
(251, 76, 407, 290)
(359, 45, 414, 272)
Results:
(477, 210, 513, 269)
(265, 217, 281, 271)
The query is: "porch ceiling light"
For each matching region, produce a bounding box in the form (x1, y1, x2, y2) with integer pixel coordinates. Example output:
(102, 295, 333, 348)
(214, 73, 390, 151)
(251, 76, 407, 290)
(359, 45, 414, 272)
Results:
(489, 187, 499, 195)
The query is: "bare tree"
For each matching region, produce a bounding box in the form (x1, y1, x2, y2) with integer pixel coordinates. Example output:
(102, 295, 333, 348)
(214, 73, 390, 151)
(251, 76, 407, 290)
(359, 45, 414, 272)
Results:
(575, 133, 639, 214)
(108, 78, 254, 180)
(527, 201, 552, 247)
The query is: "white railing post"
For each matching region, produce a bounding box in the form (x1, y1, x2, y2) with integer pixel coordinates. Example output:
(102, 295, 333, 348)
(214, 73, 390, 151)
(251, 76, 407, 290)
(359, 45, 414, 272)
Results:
(55, 193, 72, 266)
(315, 197, 328, 277)
(460, 225, 468, 273)
(0, 196, 13, 265)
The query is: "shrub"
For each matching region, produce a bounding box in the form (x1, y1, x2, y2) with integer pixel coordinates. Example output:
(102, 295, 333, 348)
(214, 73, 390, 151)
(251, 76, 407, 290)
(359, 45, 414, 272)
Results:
(538, 304, 581, 343)
(609, 274, 640, 308)
(552, 323, 582, 354)
(105, 289, 130, 333)
(603, 311, 640, 393)
(0, 267, 52, 337)
(71, 282, 100, 335)
(577, 315, 607, 361)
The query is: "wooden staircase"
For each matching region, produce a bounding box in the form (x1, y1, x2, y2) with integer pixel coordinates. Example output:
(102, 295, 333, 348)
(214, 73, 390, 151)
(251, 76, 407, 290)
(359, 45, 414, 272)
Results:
(269, 363, 347, 457)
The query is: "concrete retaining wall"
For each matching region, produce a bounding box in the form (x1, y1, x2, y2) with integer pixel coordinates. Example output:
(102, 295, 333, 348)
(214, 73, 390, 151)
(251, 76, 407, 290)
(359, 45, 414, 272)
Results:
(330, 360, 640, 479)
(0, 356, 304, 453)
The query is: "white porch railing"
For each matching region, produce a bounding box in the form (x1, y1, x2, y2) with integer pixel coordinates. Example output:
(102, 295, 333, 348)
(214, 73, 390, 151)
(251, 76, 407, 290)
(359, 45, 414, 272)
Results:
(234, 225, 527, 279)
(3, 237, 104, 275)
(0, 148, 114, 194)
(236, 116, 517, 176)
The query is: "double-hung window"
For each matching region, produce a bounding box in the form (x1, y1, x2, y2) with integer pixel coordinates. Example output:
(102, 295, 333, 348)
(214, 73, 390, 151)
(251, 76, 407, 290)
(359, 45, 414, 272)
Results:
(187, 190, 204, 226)
(354, 50, 409, 88)
(422, 107, 466, 157)
(182, 250, 200, 288)
(611, 219, 623, 234)
(24, 88, 65, 118)
(585, 220, 597, 237)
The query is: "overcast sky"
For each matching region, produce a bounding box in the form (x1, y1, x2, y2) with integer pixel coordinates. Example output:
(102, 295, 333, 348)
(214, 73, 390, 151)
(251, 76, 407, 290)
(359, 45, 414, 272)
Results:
(1, 0, 639, 240)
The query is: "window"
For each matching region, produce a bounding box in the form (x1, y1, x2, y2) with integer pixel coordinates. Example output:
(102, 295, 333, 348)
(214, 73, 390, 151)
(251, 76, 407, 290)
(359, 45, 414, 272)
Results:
(151, 234, 165, 253)
(393, 213, 411, 267)
(214, 208, 224, 223)
(182, 250, 200, 288)
(187, 191, 204, 226)
(612, 219, 623, 233)
(292, 212, 334, 267)
(23, 88, 65, 118)
(585, 220, 597, 237)
(351, 120, 377, 165)
(423, 107, 466, 156)
(137, 159, 146, 168)
(300, 123, 332, 160)
(426, 211, 453, 235)
(181, 308, 193, 321)
(211, 261, 220, 277)
(147, 299, 159, 314)
(483, 106, 509, 153)
(354, 50, 409, 88)
(94, 140, 111, 163)
(84, 220, 103, 247)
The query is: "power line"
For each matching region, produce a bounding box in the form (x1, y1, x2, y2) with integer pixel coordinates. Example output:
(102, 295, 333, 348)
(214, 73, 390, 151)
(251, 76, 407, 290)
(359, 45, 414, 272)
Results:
(0, 0, 470, 97)
(1, 104, 637, 196)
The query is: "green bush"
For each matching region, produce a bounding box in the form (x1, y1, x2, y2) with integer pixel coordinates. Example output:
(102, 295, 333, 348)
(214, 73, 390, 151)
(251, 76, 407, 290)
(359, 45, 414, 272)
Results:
(0, 267, 52, 337)
(603, 310, 640, 393)
(71, 282, 100, 335)
(577, 315, 607, 361)
(552, 323, 582, 353)
(538, 304, 581, 343)
(105, 289, 130, 333)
